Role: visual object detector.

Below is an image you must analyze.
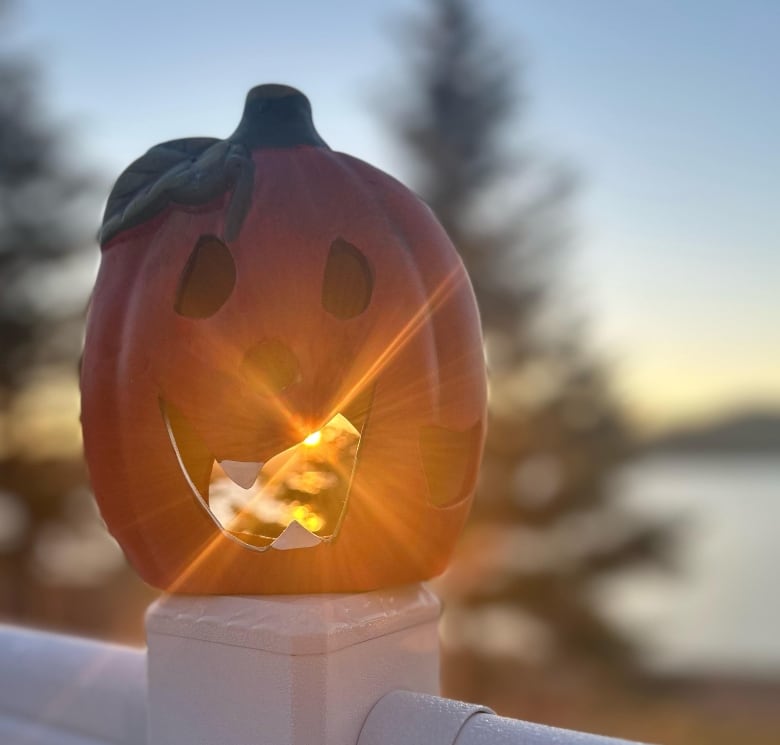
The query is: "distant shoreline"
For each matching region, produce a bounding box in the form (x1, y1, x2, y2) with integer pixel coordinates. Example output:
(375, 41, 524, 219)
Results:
(641, 410, 780, 455)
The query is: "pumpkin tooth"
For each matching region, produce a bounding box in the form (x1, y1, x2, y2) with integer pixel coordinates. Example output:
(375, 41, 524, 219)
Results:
(219, 460, 263, 489)
(269, 520, 323, 551)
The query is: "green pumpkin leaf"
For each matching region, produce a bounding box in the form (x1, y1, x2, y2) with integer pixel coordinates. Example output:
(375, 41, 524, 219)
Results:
(100, 138, 221, 245)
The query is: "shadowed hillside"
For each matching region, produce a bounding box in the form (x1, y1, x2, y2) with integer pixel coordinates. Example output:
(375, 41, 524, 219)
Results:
(648, 410, 780, 454)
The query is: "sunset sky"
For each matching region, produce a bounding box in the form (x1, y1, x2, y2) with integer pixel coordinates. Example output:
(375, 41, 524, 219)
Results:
(9, 0, 780, 434)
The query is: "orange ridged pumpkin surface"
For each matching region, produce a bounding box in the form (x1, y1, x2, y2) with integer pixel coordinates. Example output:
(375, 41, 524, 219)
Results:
(80, 85, 486, 594)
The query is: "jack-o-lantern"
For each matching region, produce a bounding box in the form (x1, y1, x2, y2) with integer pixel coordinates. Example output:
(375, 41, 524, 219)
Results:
(81, 84, 486, 594)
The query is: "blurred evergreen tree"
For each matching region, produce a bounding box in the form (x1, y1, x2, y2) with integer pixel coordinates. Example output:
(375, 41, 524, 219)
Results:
(0, 19, 92, 407)
(386, 0, 674, 681)
(0, 6, 142, 637)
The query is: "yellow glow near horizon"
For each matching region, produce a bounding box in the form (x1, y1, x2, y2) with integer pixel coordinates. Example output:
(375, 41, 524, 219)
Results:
(611, 349, 780, 435)
(2, 376, 83, 459)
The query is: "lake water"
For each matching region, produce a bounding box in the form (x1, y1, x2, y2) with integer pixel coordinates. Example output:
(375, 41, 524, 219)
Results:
(597, 454, 780, 677)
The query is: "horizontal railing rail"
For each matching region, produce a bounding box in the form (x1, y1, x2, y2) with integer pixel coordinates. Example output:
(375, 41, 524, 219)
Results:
(0, 625, 146, 745)
(0, 588, 649, 745)
(359, 690, 643, 745)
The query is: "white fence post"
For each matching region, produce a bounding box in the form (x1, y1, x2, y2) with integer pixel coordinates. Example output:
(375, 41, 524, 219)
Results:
(145, 582, 440, 745)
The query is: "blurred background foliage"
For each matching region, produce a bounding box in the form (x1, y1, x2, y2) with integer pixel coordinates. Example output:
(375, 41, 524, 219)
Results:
(0, 1, 156, 638)
(0, 1, 778, 743)
(389, 0, 675, 676)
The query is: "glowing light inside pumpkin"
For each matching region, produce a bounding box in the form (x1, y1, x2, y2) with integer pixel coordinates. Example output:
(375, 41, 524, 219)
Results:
(290, 503, 325, 532)
(207, 413, 359, 544)
(303, 430, 322, 447)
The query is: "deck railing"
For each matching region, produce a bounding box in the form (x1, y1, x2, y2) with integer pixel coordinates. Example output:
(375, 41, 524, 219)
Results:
(0, 585, 646, 745)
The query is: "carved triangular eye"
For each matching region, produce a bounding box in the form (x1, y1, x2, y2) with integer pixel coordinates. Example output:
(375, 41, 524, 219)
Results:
(175, 235, 236, 318)
(322, 238, 373, 319)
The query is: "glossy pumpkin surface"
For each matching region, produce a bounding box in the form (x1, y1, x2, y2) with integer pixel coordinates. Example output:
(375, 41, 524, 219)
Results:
(81, 85, 486, 594)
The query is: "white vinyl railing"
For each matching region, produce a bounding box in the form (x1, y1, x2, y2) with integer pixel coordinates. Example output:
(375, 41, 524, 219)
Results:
(0, 585, 647, 745)
(0, 625, 146, 744)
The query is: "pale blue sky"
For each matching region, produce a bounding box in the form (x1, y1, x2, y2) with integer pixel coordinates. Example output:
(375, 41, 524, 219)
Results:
(10, 0, 780, 430)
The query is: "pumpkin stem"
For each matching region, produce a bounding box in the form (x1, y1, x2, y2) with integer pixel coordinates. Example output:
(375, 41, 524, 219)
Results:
(230, 84, 329, 150)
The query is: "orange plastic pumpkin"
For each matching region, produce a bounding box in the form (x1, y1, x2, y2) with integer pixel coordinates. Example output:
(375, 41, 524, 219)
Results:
(81, 84, 486, 594)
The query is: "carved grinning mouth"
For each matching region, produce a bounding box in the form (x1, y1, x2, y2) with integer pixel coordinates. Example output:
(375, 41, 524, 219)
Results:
(155, 230, 379, 552)
(161, 397, 371, 552)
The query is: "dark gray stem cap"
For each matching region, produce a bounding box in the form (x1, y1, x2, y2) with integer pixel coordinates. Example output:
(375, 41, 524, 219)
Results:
(229, 84, 329, 150)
